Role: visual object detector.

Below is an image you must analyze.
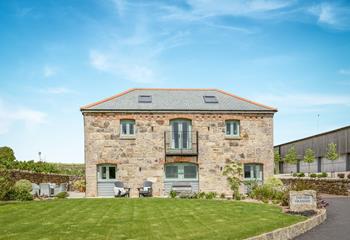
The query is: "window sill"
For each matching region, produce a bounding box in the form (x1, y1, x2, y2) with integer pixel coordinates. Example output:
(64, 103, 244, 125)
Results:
(120, 136, 136, 140)
(225, 136, 241, 140)
(164, 179, 198, 182)
(97, 180, 117, 183)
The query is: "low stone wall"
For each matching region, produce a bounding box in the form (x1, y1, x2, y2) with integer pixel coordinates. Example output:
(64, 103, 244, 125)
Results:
(245, 208, 327, 240)
(9, 170, 83, 191)
(280, 178, 350, 196)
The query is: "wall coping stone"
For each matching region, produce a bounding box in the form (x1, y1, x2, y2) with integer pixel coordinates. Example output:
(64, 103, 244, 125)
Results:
(9, 169, 75, 177)
(244, 208, 327, 240)
(280, 177, 350, 182)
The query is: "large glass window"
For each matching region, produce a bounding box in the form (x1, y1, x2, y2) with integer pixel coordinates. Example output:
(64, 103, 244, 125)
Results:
(98, 165, 116, 181)
(225, 120, 240, 137)
(170, 119, 192, 149)
(165, 165, 178, 179)
(120, 120, 135, 136)
(165, 163, 198, 180)
(244, 164, 263, 180)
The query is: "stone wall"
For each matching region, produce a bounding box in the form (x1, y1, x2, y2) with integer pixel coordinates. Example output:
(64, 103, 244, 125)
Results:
(9, 170, 81, 191)
(84, 112, 275, 197)
(246, 209, 327, 240)
(281, 178, 350, 195)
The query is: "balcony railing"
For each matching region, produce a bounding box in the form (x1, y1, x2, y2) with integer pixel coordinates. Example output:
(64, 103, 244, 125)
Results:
(164, 131, 198, 156)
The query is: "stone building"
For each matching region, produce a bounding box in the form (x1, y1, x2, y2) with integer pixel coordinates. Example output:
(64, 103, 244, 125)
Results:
(81, 88, 277, 197)
(275, 125, 350, 174)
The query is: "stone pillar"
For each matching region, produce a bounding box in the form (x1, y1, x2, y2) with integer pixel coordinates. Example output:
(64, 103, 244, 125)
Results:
(85, 164, 97, 197)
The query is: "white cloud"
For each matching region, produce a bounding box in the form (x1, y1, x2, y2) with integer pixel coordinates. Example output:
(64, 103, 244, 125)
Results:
(0, 99, 47, 135)
(39, 87, 75, 94)
(163, 0, 295, 21)
(89, 50, 158, 84)
(308, 3, 350, 30)
(338, 69, 350, 75)
(43, 65, 57, 78)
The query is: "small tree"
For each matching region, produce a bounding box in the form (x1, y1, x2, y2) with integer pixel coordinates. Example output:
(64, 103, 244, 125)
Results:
(274, 149, 281, 174)
(326, 143, 338, 174)
(0, 146, 16, 169)
(285, 146, 298, 165)
(223, 161, 243, 199)
(303, 148, 315, 174)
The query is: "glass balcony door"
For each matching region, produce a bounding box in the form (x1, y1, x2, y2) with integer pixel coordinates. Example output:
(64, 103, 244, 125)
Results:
(171, 120, 192, 150)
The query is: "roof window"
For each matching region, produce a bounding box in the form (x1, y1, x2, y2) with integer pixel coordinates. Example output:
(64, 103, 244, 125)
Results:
(138, 95, 152, 103)
(203, 95, 218, 103)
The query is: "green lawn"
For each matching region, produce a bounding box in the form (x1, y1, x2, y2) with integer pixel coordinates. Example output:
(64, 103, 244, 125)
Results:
(0, 198, 305, 240)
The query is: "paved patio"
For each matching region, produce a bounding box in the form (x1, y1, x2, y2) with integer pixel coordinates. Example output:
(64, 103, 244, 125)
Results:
(67, 191, 85, 198)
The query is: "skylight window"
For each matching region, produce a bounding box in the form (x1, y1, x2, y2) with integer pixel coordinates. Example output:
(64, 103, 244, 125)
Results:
(203, 95, 218, 103)
(138, 95, 152, 103)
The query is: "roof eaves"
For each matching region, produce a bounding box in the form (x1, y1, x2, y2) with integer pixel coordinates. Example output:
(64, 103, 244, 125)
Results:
(215, 89, 278, 112)
(80, 88, 137, 110)
(274, 125, 350, 147)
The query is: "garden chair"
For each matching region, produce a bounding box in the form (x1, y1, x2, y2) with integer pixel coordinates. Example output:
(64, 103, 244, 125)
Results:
(39, 183, 51, 197)
(137, 181, 153, 197)
(31, 183, 40, 196)
(54, 183, 68, 195)
(113, 181, 130, 197)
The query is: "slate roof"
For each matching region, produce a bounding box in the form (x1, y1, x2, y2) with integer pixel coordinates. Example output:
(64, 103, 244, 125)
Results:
(80, 88, 277, 112)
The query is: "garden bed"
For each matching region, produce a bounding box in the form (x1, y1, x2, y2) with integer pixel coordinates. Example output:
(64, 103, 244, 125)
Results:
(0, 198, 305, 240)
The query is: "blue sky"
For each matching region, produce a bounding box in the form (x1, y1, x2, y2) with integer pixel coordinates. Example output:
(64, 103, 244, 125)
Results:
(0, 0, 350, 163)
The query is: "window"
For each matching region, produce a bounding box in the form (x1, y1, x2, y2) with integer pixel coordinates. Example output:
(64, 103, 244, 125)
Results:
(184, 165, 197, 178)
(98, 165, 116, 181)
(244, 164, 263, 180)
(165, 165, 178, 179)
(225, 120, 240, 137)
(138, 95, 152, 103)
(120, 120, 135, 136)
(203, 95, 218, 103)
(165, 163, 198, 180)
(170, 119, 192, 149)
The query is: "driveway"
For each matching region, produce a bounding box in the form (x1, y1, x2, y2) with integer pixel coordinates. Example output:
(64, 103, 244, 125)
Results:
(296, 196, 350, 240)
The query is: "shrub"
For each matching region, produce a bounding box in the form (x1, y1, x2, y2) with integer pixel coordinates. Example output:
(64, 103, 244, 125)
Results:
(55, 192, 69, 199)
(223, 161, 243, 199)
(0, 167, 13, 200)
(243, 180, 259, 195)
(220, 193, 226, 199)
(169, 190, 176, 198)
(292, 173, 298, 177)
(197, 192, 206, 199)
(205, 192, 217, 199)
(15, 189, 33, 201)
(309, 173, 317, 178)
(13, 179, 33, 201)
(73, 179, 86, 192)
(317, 172, 327, 178)
(14, 179, 32, 192)
(4, 189, 16, 201)
(297, 172, 305, 177)
(337, 173, 345, 179)
(265, 177, 283, 188)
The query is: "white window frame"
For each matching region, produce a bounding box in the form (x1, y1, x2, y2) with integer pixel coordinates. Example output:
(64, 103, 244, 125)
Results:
(225, 120, 240, 137)
(244, 164, 263, 181)
(165, 163, 198, 181)
(120, 120, 135, 137)
(97, 165, 117, 182)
